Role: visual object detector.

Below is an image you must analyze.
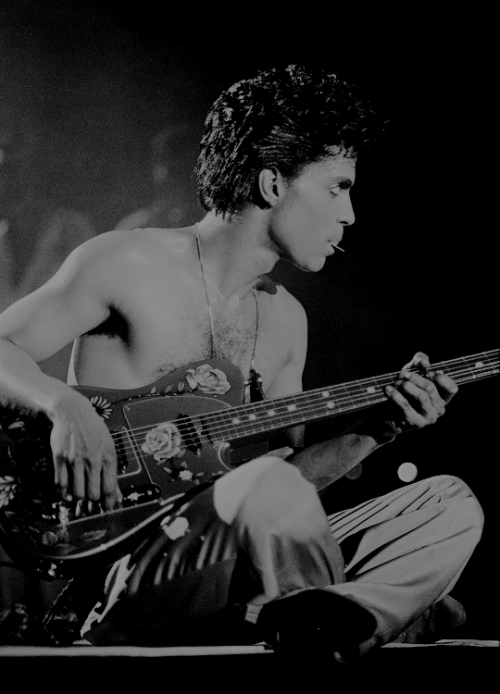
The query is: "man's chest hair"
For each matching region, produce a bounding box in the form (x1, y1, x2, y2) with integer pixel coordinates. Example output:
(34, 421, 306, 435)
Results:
(81, 287, 289, 388)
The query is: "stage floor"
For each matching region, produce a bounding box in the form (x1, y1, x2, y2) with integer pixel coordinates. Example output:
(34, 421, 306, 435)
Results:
(1, 639, 498, 686)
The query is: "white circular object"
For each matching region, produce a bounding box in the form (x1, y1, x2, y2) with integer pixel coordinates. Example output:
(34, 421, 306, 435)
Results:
(398, 462, 418, 482)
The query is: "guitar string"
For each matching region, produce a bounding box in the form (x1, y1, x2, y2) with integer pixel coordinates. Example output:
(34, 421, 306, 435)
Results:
(108, 354, 499, 448)
(31, 353, 498, 523)
(112, 370, 499, 459)
(110, 350, 498, 444)
(110, 352, 498, 438)
(112, 375, 499, 461)
(110, 359, 499, 451)
(108, 354, 499, 455)
(64, 358, 497, 520)
(110, 347, 499, 441)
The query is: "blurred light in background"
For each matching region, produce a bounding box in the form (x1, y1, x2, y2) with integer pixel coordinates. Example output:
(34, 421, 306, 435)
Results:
(168, 208, 183, 223)
(153, 164, 168, 183)
(397, 462, 418, 483)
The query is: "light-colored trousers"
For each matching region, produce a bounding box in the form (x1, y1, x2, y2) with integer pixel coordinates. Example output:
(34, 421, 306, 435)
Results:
(83, 456, 484, 653)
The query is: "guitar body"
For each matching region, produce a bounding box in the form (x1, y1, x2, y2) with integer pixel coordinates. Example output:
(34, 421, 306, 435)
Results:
(0, 359, 268, 578)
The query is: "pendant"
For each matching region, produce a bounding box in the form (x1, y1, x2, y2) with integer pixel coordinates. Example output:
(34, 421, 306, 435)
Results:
(247, 368, 265, 402)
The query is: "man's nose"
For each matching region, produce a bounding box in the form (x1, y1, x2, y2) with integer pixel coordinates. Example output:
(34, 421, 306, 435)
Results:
(337, 194, 355, 227)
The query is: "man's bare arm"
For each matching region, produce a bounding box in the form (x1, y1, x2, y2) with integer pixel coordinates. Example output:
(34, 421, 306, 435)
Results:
(264, 292, 386, 483)
(0, 236, 122, 509)
(289, 352, 459, 491)
(265, 297, 458, 490)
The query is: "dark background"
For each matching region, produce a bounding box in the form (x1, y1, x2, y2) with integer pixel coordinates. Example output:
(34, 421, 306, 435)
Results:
(0, 2, 497, 636)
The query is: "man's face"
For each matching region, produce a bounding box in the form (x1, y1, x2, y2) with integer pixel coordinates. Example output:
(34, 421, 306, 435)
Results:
(270, 154, 356, 272)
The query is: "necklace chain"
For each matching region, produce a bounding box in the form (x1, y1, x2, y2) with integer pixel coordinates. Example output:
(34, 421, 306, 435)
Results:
(195, 224, 259, 368)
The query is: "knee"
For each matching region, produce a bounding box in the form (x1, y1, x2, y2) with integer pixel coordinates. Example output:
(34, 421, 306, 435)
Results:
(238, 458, 326, 539)
(427, 474, 485, 537)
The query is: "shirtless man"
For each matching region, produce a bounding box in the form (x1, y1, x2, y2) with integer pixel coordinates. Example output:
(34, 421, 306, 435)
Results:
(0, 66, 483, 655)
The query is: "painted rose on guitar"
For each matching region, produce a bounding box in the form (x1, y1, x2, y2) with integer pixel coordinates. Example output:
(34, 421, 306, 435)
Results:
(141, 421, 184, 461)
(185, 364, 231, 395)
(141, 421, 207, 485)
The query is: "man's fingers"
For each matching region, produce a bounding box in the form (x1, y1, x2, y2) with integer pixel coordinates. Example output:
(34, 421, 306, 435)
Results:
(386, 353, 458, 434)
(49, 399, 120, 508)
(401, 351, 431, 372)
(84, 456, 103, 502)
(399, 353, 458, 405)
(101, 456, 121, 510)
(398, 372, 446, 417)
(432, 370, 459, 403)
(69, 461, 86, 500)
(385, 385, 428, 428)
(54, 449, 118, 507)
(54, 455, 69, 497)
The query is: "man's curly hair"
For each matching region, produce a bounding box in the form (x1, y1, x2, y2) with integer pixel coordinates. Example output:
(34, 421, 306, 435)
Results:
(196, 64, 385, 216)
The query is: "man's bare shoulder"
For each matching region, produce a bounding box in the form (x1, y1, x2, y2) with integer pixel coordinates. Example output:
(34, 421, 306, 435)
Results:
(266, 283, 308, 361)
(62, 227, 194, 282)
(74, 226, 191, 260)
(272, 284, 308, 329)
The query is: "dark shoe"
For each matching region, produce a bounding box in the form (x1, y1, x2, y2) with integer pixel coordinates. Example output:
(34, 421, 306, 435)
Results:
(257, 589, 376, 659)
(392, 595, 467, 644)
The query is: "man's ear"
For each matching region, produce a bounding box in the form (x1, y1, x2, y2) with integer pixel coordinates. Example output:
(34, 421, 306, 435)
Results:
(257, 168, 285, 207)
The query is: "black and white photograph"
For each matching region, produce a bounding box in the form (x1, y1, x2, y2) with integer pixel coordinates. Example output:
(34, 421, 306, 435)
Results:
(0, 1, 497, 684)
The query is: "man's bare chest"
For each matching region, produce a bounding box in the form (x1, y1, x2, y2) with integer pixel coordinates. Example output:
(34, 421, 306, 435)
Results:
(151, 295, 261, 374)
(79, 284, 287, 391)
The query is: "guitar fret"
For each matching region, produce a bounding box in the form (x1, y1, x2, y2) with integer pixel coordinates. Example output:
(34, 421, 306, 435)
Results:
(213, 392, 381, 438)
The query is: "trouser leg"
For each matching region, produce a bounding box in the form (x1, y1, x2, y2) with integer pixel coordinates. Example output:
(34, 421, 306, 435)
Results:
(224, 455, 345, 602)
(83, 456, 344, 645)
(326, 474, 484, 654)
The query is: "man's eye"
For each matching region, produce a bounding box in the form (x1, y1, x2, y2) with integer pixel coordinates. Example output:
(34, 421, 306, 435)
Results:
(330, 188, 340, 197)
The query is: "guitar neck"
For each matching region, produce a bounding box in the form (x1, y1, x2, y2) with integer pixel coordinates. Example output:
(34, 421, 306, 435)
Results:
(199, 349, 499, 443)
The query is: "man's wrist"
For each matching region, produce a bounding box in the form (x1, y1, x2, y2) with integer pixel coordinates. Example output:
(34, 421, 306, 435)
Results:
(353, 413, 402, 446)
(367, 420, 401, 444)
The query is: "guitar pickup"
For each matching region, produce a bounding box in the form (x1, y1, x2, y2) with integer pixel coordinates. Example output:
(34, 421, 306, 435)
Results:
(121, 483, 162, 507)
(175, 412, 202, 455)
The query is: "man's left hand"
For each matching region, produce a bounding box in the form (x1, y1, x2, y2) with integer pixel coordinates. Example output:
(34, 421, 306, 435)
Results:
(385, 351, 458, 432)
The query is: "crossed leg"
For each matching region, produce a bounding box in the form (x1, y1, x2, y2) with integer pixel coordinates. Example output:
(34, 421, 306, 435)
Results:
(325, 474, 484, 654)
(82, 458, 483, 653)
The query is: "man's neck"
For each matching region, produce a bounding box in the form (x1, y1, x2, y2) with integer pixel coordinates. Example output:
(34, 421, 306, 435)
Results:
(194, 211, 279, 306)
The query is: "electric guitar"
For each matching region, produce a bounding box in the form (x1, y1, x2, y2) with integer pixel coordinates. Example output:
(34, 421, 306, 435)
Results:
(0, 350, 497, 578)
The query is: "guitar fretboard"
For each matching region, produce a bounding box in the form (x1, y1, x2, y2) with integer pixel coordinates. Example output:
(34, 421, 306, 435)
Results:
(192, 349, 499, 442)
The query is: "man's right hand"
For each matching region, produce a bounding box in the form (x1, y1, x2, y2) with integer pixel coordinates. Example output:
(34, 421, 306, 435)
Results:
(50, 392, 121, 511)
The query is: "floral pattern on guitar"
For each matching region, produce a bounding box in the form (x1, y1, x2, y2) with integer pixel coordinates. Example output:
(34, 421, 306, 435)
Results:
(141, 421, 207, 485)
(141, 422, 184, 461)
(89, 396, 114, 420)
(185, 364, 231, 394)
